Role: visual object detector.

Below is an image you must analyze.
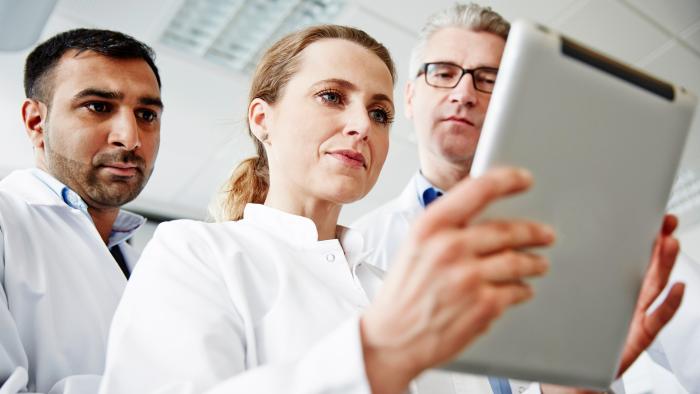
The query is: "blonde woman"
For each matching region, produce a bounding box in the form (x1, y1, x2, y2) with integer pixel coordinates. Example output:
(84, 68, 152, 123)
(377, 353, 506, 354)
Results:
(98, 25, 679, 394)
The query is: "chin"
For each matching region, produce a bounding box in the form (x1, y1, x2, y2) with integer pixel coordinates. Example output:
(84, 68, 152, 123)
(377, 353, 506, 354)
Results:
(322, 182, 369, 205)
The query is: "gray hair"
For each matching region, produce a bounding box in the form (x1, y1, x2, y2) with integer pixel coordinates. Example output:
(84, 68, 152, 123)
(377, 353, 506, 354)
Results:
(408, 2, 510, 79)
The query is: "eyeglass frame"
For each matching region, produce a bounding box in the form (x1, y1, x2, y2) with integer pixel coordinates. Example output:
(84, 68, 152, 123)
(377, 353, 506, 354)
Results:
(417, 62, 499, 93)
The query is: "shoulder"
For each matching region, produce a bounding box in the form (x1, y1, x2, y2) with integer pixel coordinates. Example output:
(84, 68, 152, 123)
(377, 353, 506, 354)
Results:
(142, 219, 273, 275)
(353, 192, 419, 240)
(354, 196, 405, 229)
(148, 219, 249, 258)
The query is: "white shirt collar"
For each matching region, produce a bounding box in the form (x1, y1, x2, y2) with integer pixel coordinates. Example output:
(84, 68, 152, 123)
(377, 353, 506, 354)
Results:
(29, 168, 145, 247)
(414, 170, 445, 207)
(241, 203, 369, 267)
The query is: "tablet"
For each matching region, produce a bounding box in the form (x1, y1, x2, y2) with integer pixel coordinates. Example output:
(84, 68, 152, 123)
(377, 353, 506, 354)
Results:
(441, 20, 697, 389)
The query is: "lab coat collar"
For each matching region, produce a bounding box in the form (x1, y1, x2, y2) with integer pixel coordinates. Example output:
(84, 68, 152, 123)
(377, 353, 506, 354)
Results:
(242, 203, 369, 267)
(1, 168, 145, 246)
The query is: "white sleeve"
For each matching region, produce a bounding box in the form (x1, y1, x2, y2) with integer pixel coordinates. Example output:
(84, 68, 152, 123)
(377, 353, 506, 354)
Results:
(0, 223, 102, 394)
(0, 226, 31, 394)
(99, 222, 371, 394)
(647, 251, 700, 392)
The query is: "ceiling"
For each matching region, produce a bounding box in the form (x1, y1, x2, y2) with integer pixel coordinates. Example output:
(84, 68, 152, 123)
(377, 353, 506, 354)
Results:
(1, 0, 699, 224)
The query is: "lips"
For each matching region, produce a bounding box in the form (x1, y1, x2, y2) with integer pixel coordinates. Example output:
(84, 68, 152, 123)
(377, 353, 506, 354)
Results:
(327, 149, 367, 169)
(100, 162, 142, 177)
(443, 115, 475, 126)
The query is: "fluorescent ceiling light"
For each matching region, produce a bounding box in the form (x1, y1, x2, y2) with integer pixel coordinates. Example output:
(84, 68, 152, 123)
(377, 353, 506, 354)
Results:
(161, 0, 347, 71)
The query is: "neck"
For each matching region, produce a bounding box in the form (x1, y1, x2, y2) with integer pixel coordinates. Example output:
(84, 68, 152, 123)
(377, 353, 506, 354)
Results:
(419, 151, 471, 191)
(264, 183, 342, 241)
(87, 206, 120, 244)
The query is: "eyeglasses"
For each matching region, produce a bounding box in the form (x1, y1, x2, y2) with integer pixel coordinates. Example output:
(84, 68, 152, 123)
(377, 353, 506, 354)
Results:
(418, 62, 499, 93)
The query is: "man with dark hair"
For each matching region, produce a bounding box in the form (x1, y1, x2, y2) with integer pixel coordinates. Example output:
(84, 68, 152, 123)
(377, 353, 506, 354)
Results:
(0, 28, 163, 393)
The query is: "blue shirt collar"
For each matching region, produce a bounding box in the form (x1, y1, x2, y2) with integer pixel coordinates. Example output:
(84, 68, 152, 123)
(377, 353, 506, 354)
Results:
(29, 168, 146, 248)
(414, 171, 445, 208)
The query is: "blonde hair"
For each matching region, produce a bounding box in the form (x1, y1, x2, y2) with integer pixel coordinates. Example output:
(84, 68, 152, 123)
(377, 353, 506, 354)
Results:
(408, 2, 510, 79)
(211, 25, 396, 222)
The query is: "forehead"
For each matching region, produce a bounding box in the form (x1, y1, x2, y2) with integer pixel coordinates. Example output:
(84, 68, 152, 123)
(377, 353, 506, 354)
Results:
(423, 27, 506, 68)
(49, 50, 160, 99)
(290, 39, 394, 98)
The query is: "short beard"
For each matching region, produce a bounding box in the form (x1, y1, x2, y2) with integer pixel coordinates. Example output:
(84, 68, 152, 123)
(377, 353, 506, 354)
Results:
(44, 136, 151, 208)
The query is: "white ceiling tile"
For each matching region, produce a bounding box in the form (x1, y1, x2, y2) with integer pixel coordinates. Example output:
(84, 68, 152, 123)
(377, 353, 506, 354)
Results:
(487, 0, 580, 24)
(349, 0, 579, 36)
(53, 0, 181, 41)
(683, 19, 700, 52)
(629, 0, 700, 35)
(552, 0, 669, 64)
(348, 0, 458, 35)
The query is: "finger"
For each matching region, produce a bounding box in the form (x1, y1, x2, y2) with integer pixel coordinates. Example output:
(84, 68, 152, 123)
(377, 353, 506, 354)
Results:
(644, 282, 685, 338)
(464, 220, 555, 255)
(477, 250, 549, 282)
(490, 282, 535, 309)
(661, 214, 678, 236)
(617, 282, 685, 376)
(638, 236, 679, 311)
(412, 167, 533, 241)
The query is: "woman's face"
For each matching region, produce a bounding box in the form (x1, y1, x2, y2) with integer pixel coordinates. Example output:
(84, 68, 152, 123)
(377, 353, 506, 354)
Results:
(253, 38, 394, 205)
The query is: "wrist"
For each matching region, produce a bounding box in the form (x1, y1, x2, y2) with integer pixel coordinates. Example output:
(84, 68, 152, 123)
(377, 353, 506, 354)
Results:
(360, 315, 416, 394)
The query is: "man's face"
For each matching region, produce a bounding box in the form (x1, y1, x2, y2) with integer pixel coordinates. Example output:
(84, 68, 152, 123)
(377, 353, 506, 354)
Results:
(406, 28, 505, 171)
(31, 50, 162, 209)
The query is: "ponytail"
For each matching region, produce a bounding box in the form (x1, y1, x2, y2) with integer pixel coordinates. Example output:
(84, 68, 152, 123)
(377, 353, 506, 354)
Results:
(210, 143, 269, 222)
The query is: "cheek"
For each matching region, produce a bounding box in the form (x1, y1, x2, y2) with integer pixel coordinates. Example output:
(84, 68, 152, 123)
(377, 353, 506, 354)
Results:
(371, 134, 390, 174)
(142, 131, 161, 162)
(47, 128, 95, 161)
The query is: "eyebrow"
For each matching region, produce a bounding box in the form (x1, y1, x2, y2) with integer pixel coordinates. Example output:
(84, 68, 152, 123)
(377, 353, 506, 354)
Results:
(312, 78, 394, 109)
(72, 88, 164, 109)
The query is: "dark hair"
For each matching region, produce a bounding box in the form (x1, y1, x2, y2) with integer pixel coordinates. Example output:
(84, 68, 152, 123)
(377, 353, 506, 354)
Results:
(24, 28, 161, 102)
(211, 24, 396, 221)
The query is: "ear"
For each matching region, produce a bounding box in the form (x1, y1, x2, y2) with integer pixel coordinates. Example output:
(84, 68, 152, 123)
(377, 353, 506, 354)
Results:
(248, 98, 272, 146)
(404, 80, 415, 120)
(22, 99, 48, 151)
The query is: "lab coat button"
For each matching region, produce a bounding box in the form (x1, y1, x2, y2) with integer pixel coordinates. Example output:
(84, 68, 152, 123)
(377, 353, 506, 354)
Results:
(325, 253, 335, 262)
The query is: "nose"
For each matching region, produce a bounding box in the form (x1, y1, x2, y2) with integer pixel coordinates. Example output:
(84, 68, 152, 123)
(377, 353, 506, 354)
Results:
(448, 73, 478, 107)
(108, 110, 141, 150)
(343, 105, 371, 141)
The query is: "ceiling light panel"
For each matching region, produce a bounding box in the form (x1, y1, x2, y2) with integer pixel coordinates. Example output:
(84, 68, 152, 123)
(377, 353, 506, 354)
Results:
(161, 0, 347, 72)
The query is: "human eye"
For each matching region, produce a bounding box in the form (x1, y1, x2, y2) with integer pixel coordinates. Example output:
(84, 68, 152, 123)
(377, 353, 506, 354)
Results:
(430, 64, 458, 80)
(369, 107, 394, 126)
(136, 109, 158, 123)
(475, 69, 498, 85)
(316, 89, 344, 106)
(84, 102, 112, 113)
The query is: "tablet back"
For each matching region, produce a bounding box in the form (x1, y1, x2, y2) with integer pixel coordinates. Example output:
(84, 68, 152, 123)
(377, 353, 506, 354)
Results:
(442, 20, 697, 389)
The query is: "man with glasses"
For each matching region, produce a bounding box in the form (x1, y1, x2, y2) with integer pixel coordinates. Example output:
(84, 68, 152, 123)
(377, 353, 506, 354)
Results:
(354, 3, 511, 280)
(354, 3, 686, 393)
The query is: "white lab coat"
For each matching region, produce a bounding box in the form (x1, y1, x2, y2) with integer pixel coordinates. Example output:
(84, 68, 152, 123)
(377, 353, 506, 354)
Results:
(0, 169, 142, 394)
(353, 173, 538, 394)
(645, 251, 700, 393)
(100, 204, 529, 394)
(100, 204, 380, 394)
